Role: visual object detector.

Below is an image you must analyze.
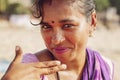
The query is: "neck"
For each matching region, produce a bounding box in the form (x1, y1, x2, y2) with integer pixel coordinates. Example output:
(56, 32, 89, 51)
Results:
(63, 49, 86, 74)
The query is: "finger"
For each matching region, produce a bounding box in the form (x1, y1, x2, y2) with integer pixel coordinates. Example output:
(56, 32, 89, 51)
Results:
(33, 60, 61, 68)
(39, 64, 67, 75)
(13, 45, 23, 63)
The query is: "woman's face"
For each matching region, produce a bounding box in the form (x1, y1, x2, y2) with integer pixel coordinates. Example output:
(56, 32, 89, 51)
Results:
(40, 1, 93, 62)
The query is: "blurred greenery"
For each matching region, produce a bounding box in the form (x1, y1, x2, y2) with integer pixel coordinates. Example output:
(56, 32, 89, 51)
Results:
(6, 3, 30, 15)
(0, 0, 30, 17)
(0, 0, 9, 14)
(109, 0, 120, 15)
(0, 0, 120, 16)
(94, 0, 120, 15)
(94, 0, 110, 12)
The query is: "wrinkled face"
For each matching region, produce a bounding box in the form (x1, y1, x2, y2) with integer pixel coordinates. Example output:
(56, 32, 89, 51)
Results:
(40, 1, 91, 62)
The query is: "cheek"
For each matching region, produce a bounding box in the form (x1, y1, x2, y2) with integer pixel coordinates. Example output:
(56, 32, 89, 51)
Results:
(77, 29, 89, 46)
(66, 29, 89, 47)
(64, 31, 80, 46)
(41, 33, 51, 47)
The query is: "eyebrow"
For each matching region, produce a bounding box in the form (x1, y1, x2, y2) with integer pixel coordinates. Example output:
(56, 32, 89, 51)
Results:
(59, 19, 75, 23)
(40, 21, 47, 25)
(40, 19, 75, 25)
(40, 21, 52, 26)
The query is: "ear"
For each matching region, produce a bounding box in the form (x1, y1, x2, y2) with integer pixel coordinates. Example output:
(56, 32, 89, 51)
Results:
(91, 10, 97, 28)
(88, 11, 97, 37)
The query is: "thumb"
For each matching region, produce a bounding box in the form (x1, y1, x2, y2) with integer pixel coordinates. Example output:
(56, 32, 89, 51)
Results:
(13, 46, 23, 63)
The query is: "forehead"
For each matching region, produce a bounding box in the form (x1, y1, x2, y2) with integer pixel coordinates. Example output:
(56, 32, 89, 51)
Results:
(43, 0, 71, 6)
(43, 0, 72, 11)
(42, 0, 84, 21)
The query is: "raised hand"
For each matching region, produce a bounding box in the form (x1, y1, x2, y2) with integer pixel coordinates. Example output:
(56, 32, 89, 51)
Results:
(1, 46, 67, 80)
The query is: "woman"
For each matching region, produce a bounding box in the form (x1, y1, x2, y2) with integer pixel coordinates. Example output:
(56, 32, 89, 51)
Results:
(1, 0, 115, 80)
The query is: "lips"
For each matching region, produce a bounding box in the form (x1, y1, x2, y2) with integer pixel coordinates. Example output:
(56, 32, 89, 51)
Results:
(53, 47, 70, 54)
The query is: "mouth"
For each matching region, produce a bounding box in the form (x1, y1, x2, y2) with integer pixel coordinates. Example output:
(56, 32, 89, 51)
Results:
(53, 46, 70, 54)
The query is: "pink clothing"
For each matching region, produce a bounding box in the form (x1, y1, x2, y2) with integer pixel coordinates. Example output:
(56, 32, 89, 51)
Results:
(22, 48, 114, 80)
(22, 53, 48, 80)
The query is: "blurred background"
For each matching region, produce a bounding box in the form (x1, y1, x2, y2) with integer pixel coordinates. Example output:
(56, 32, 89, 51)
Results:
(0, 0, 120, 78)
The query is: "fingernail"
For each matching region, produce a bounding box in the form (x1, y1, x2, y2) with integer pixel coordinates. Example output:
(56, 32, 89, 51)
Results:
(16, 46, 20, 51)
(55, 61, 61, 65)
(61, 64, 67, 69)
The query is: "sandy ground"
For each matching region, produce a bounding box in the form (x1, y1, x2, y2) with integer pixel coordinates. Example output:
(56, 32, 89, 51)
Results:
(0, 21, 120, 78)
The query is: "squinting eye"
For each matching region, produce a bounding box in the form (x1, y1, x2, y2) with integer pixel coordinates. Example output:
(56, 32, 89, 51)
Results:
(63, 24, 74, 29)
(41, 25, 52, 30)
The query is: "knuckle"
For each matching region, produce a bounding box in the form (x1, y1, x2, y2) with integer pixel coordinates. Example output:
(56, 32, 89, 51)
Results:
(28, 66, 37, 73)
(49, 67, 58, 73)
(58, 64, 67, 70)
(43, 62, 49, 66)
(40, 61, 61, 68)
(45, 67, 56, 75)
(58, 65, 63, 70)
(31, 62, 43, 68)
(32, 68, 38, 73)
(49, 67, 55, 71)
(43, 61, 58, 66)
(37, 62, 48, 67)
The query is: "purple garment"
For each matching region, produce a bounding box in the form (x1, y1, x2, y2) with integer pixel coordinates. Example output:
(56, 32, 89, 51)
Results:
(82, 48, 113, 80)
(22, 48, 113, 80)
(22, 53, 39, 63)
(22, 53, 48, 80)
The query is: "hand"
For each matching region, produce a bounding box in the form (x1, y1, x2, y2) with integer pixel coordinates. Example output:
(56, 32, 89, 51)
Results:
(1, 46, 67, 80)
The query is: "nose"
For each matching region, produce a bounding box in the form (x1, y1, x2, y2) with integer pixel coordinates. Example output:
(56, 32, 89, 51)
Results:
(51, 31, 65, 45)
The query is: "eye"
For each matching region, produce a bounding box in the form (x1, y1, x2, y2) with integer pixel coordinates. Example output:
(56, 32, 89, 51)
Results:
(63, 24, 74, 29)
(41, 25, 52, 31)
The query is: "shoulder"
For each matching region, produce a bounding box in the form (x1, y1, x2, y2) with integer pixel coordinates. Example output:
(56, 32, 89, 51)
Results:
(102, 56, 120, 80)
(101, 56, 114, 79)
(22, 49, 54, 63)
(90, 49, 114, 79)
(35, 49, 54, 61)
(22, 53, 39, 63)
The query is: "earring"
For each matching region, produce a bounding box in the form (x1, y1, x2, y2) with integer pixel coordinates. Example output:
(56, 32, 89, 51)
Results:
(89, 30, 93, 37)
(89, 27, 96, 37)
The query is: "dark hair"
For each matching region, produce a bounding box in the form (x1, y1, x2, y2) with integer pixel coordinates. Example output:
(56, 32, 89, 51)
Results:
(32, 0, 95, 25)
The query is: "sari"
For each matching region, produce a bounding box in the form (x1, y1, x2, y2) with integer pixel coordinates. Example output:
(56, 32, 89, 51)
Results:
(22, 48, 114, 80)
